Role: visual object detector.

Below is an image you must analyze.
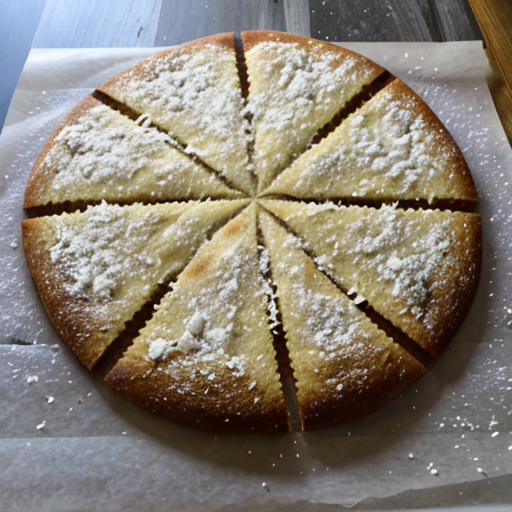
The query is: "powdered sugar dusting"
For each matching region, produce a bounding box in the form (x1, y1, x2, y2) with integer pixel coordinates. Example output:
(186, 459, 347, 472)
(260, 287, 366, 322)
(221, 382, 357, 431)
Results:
(148, 312, 205, 359)
(285, 269, 372, 354)
(263, 214, 371, 353)
(48, 105, 174, 185)
(134, 209, 283, 405)
(50, 202, 166, 302)
(267, 84, 466, 202)
(259, 209, 422, 407)
(48, 200, 241, 305)
(245, 40, 380, 190)
(270, 201, 458, 326)
(147, 247, 257, 370)
(340, 205, 454, 320)
(15, 37, 485, 437)
(104, 44, 253, 193)
(39, 104, 236, 201)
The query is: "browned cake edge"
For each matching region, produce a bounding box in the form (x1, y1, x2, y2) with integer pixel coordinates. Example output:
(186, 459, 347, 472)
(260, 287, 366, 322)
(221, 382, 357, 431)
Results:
(104, 358, 290, 433)
(22, 217, 112, 369)
(413, 212, 482, 358)
(389, 79, 479, 204)
(24, 95, 100, 210)
(97, 32, 237, 94)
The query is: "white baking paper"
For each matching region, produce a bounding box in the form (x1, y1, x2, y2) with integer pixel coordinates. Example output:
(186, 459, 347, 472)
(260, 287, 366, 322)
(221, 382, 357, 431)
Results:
(1, 42, 512, 512)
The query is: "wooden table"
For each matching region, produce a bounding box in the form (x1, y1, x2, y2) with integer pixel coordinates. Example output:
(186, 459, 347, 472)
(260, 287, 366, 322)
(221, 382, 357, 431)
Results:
(1, 3, 511, 510)
(1, 0, 485, 132)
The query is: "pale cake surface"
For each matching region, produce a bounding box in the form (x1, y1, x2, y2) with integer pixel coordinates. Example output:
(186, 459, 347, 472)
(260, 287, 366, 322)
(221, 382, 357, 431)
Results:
(263, 200, 481, 357)
(24, 96, 244, 209)
(98, 33, 254, 195)
(105, 205, 288, 432)
(22, 200, 247, 369)
(242, 31, 384, 192)
(22, 31, 481, 432)
(259, 209, 425, 429)
(263, 79, 477, 204)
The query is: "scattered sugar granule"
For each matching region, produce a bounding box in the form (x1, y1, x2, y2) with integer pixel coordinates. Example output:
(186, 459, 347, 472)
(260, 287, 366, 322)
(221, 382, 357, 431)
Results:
(426, 462, 439, 476)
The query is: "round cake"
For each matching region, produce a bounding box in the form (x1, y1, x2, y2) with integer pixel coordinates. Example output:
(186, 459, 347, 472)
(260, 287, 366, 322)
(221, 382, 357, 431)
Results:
(22, 31, 481, 433)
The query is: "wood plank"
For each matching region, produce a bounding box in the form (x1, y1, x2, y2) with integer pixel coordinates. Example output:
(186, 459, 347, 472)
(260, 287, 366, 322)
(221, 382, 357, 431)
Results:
(430, 0, 482, 41)
(0, 0, 47, 132)
(310, 0, 433, 42)
(32, 0, 162, 47)
(309, 0, 481, 42)
(467, 0, 512, 92)
(154, 0, 286, 46)
(387, 0, 436, 41)
(486, 51, 512, 146)
(284, 0, 311, 37)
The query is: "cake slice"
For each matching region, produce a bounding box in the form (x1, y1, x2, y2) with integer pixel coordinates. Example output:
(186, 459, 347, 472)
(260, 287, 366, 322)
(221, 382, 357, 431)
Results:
(263, 80, 477, 205)
(22, 200, 247, 369)
(24, 96, 245, 209)
(263, 200, 481, 357)
(97, 33, 254, 195)
(241, 31, 384, 193)
(259, 208, 425, 429)
(104, 204, 288, 432)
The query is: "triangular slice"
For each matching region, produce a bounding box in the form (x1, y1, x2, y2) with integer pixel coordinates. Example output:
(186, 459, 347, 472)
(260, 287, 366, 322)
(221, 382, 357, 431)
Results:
(24, 96, 245, 209)
(259, 209, 425, 430)
(241, 31, 384, 192)
(22, 200, 248, 369)
(97, 33, 254, 195)
(104, 204, 288, 433)
(263, 80, 477, 204)
(263, 200, 481, 357)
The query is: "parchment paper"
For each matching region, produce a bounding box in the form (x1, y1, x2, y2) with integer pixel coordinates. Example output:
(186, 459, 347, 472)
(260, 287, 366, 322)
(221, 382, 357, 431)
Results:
(1, 42, 512, 512)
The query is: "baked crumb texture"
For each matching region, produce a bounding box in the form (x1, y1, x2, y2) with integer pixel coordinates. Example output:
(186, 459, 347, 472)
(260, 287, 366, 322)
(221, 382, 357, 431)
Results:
(22, 31, 481, 433)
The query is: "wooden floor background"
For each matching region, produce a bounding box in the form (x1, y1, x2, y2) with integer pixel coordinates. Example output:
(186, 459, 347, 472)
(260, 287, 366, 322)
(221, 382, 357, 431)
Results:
(31, 0, 482, 48)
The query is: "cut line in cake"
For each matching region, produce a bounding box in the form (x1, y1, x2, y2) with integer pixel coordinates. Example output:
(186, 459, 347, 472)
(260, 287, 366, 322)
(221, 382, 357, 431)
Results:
(258, 202, 435, 366)
(90, 89, 253, 198)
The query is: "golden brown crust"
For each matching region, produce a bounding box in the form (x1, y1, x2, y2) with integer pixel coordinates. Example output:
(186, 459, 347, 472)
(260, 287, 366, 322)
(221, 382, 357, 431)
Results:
(241, 30, 298, 51)
(24, 95, 98, 209)
(105, 206, 289, 433)
(22, 217, 109, 368)
(297, 346, 424, 429)
(98, 32, 236, 95)
(105, 343, 289, 433)
(413, 212, 482, 356)
(241, 30, 384, 73)
(391, 79, 478, 204)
